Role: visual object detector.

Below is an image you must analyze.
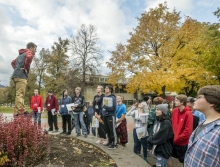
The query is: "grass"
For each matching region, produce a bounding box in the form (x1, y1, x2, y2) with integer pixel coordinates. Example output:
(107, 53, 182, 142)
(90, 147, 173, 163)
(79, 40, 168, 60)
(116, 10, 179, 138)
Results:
(0, 106, 16, 114)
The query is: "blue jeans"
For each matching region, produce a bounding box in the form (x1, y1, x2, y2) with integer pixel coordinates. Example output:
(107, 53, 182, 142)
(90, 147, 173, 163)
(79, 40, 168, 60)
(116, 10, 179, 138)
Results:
(155, 154, 168, 167)
(133, 128, 147, 157)
(74, 112, 87, 135)
(32, 111, 41, 126)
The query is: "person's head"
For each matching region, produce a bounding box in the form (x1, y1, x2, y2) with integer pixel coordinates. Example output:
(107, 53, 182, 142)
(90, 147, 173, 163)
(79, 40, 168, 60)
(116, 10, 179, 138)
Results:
(48, 90, 53, 96)
(138, 103, 144, 110)
(143, 96, 150, 102)
(175, 94, 187, 107)
(89, 102, 93, 106)
(97, 85, 104, 93)
(194, 85, 220, 114)
(62, 89, 68, 97)
(186, 97, 195, 110)
(75, 87, 81, 94)
(105, 85, 113, 94)
(27, 42, 37, 54)
(153, 97, 164, 105)
(34, 89, 38, 96)
(116, 95, 123, 104)
(156, 104, 169, 117)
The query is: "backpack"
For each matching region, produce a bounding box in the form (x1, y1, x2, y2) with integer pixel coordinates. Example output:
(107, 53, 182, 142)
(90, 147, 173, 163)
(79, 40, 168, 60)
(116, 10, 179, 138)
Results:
(193, 115, 199, 130)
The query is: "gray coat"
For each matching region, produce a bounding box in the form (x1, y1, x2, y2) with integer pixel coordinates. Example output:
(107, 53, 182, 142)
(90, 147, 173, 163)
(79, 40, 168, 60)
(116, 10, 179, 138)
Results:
(11, 52, 28, 79)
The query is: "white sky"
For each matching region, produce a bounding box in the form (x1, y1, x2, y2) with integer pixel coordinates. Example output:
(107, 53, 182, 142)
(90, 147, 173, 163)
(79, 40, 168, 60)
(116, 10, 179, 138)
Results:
(0, 0, 219, 86)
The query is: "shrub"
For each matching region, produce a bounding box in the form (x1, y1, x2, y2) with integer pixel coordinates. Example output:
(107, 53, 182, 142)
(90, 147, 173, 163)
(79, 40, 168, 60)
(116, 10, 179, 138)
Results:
(0, 113, 48, 166)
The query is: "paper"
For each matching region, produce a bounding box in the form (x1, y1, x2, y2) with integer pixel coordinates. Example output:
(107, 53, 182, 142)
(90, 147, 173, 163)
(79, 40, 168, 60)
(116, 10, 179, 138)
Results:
(136, 127, 145, 139)
(37, 107, 41, 113)
(51, 108, 55, 115)
(103, 97, 113, 107)
(115, 118, 121, 128)
(66, 103, 75, 111)
(92, 116, 99, 128)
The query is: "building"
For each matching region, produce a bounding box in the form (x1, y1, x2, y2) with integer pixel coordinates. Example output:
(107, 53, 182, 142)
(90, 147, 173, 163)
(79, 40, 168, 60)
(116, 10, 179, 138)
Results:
(83, 74, 154, 106)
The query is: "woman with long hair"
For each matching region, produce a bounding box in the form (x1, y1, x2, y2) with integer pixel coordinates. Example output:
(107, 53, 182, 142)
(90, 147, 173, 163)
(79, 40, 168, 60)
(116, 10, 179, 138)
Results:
(93, 85, 107, 144)
(59, 89, 72, 135)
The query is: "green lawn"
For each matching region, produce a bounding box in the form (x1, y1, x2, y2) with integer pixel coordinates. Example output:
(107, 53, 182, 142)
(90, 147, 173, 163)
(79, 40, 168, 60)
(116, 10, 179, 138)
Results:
(0, 106, 33, 114)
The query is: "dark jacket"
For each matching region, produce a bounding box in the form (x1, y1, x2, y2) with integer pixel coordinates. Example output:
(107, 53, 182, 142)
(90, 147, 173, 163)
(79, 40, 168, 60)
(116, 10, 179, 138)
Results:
(59, 95, 72, 115)
(45, 94, 59, 112)
(93, 94, 105, 115)
(11, 49, 35, 79)
(72, 94, 85, 112)
(147, 117, 174, 159)
(102, 94, 116, 117)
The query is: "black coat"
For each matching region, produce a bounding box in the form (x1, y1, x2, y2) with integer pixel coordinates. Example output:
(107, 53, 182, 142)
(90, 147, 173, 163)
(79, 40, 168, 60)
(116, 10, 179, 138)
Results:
(92, 94, 105, 115)
(147, 117, 174, 159)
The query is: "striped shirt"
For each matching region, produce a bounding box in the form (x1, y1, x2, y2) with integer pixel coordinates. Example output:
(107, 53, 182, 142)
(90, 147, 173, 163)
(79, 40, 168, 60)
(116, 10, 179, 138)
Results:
(184, 119, 220, 167)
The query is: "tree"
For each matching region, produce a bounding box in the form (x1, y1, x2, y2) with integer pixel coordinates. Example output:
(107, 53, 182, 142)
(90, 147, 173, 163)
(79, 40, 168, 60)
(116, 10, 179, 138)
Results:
(32, 48, 50, 93)
(45, 37, 69, 95)
(107, 3, 216, 96)
(69, 24, 103, 94)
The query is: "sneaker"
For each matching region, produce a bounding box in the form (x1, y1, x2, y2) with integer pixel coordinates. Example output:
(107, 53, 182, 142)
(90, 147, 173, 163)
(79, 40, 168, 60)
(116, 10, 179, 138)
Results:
(96, 139, 103, 144)
(55, 129, 59, 132)
(47, 129, 53, 132)
(108, 144, 116, 150)
(60, 132, 66, 135)
(144, 157, 149, 163)
(102, 140, 108, 145)
(66, 132, 71, 135)
(77, 134, 81, 137)
(84, 134, 88, 138)
(103, 143, 110, 147)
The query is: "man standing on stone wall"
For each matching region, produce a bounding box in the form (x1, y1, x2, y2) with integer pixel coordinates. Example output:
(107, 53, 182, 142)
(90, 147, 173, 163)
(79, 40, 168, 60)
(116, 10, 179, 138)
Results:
(11, 42, 37, 114)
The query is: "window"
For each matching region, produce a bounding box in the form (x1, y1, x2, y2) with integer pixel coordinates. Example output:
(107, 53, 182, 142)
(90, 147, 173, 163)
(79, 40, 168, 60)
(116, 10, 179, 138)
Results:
(100, 78, 105, 82)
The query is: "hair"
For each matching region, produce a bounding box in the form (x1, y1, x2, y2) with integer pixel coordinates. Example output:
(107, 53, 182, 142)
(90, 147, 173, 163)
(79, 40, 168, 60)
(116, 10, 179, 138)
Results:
(153, 97, 164, 105)
(75, 87, 81, 92)
(26, 42, 37, 49)
(97, 85, 104, 92)
(34, 89, 38, 92)
(116, 95, 124, 101)
(62, 89, 67, 98)
(198, 85, 220, 113)
(105, 85, 113, 93)
(175, 94, 187, 106)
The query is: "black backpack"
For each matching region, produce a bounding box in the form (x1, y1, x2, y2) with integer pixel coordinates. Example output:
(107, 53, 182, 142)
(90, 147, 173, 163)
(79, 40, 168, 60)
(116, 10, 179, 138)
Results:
(193, 115, 199, 130)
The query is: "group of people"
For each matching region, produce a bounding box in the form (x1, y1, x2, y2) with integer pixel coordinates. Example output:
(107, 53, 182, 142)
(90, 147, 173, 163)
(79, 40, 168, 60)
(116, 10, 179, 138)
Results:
(11, 42, 220, 167)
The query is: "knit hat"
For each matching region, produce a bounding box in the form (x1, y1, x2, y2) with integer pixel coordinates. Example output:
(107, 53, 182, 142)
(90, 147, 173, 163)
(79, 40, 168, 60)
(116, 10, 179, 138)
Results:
(156, 104, 168, 115)
(143, 96, 149, 101)
(187, 97, 194, 103)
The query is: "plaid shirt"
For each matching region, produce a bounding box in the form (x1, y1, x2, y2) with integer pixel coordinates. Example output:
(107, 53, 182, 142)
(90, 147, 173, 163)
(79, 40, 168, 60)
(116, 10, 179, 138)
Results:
(184, 119, 220, 167)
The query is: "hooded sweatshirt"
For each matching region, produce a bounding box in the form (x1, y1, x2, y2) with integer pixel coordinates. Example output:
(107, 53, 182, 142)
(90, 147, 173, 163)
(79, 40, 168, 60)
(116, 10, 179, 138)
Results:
(172, 106, 193, 146)
(11, 49, 35, 79)
(147, 116, 174, 159)
(102, 94, 116, 117)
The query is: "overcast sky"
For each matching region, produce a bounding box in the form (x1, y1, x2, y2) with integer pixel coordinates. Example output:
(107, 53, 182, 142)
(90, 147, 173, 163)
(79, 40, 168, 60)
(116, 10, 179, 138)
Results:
(0, 0, 219, 86)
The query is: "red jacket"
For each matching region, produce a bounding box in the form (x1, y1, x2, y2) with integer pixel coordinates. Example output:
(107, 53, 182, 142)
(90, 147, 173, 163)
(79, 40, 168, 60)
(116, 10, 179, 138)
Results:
(11, 49, 35, 70)
(30, 95, 43, 112)
(171, 106, 193, 146)
(45, 95, 59, 112)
